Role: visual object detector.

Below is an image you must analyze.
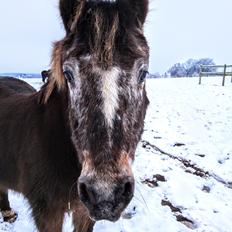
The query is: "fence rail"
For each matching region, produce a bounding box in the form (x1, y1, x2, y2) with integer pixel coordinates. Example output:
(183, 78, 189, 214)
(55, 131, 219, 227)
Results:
(199, 64, 232, 86)
(200, 65, 232, 68)
(200, 72, 232, 76)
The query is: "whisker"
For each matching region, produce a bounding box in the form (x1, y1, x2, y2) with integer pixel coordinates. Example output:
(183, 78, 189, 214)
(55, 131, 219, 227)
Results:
(133, 195, 145, 205)
(68, 180, 78, 210)
(135, 180, 150, 212)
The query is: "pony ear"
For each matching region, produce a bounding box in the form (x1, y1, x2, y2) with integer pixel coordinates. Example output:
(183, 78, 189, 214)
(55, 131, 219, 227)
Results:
(131, 0, 149, 25)
(119, 0, 149, 27)
(59, 0, 79, 33)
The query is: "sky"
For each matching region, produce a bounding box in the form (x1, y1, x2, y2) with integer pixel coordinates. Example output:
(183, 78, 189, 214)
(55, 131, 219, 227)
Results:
(0, 0, 232, 74)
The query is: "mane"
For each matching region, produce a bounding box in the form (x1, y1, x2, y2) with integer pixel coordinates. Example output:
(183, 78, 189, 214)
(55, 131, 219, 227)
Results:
(71, 1, 119, 68)
(42, 41, 65, 104)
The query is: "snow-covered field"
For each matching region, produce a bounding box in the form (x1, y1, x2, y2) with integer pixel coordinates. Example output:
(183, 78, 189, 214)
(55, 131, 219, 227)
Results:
(1, 76, 232, 232)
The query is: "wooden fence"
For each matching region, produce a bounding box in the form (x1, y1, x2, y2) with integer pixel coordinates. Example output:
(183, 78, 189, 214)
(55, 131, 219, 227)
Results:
(199, 64, 232, 86)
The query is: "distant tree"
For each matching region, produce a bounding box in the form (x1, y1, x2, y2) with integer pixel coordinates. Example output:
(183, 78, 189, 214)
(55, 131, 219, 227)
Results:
(197, 58, 216, 74)
(168, 63, 187, 77)
(167, 58, 216, 78)
(185, 58, 216, 77)
(163, 72, 169, 78)
(184, 59, 197, 77)
(151, 73, 161, 78)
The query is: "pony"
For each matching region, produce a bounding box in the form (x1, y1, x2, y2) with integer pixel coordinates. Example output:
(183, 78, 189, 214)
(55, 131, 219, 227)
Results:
(0, 0, 149, 231)
(41, 70, 50, 83)
(0, 77, 36, 95)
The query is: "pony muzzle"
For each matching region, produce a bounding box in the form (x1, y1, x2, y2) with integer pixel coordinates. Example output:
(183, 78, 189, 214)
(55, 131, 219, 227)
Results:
(78, 175, 135, 221)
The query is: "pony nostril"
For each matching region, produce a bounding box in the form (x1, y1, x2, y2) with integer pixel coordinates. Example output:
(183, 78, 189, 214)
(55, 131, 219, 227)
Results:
(122, 180, 134, 198)
(78, 181, 96, 205)
(79, 182, 89, 202)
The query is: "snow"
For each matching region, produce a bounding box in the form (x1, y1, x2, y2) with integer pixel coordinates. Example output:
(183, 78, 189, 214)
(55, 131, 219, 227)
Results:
(1, 76, 232, 232)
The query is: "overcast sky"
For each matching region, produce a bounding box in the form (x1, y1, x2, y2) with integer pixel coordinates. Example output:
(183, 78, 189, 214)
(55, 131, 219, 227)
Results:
(0, 0, 232, 74)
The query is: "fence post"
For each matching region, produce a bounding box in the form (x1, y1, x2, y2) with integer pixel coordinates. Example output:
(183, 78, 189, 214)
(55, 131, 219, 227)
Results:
(231, 66, 232, 83)
(222, 64, 226, 86)
(199, 65, 202, 85)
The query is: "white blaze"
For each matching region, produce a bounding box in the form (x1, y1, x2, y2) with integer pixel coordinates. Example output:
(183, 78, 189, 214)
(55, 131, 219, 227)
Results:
(100, 67, 120, 128)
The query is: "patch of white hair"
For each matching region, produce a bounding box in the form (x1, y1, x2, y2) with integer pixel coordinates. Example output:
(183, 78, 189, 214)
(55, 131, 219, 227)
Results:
(98, 67, 120, 128)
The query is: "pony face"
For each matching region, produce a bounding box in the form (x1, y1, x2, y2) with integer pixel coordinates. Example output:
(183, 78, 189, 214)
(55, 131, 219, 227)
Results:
(49, 0, 149, 222)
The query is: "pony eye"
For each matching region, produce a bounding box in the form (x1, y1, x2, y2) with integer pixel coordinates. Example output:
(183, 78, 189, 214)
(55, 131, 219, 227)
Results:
(138, 70, 149, 84)
(64, 70, 74, 83)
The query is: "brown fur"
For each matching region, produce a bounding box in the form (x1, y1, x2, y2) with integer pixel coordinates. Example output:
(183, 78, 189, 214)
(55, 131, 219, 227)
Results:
(0, 77, 36, 95)
(72, 201, 95, 232)
(0, 76, 88, 231)
(70, 1, 85, 32)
